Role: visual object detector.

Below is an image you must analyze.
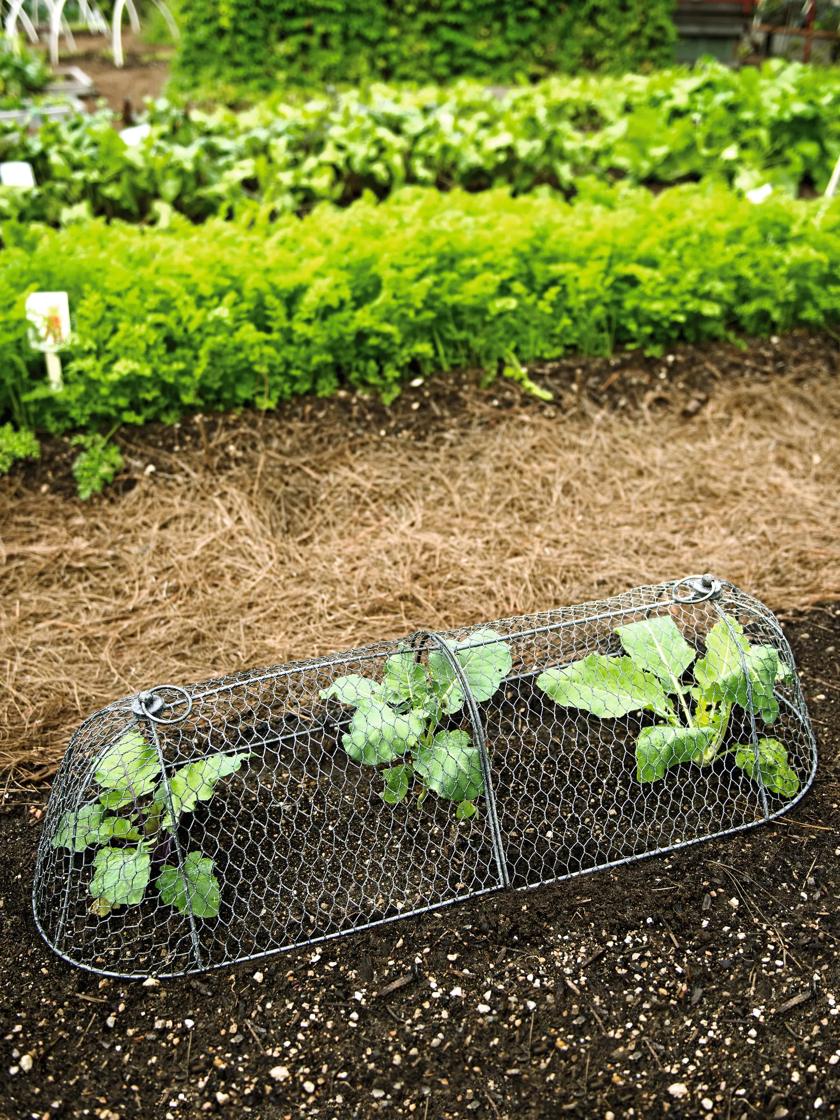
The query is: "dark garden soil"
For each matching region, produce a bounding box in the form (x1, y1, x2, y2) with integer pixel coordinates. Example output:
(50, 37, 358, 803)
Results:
(1, 605, 838, 1120)
(12, 330, 839, 502)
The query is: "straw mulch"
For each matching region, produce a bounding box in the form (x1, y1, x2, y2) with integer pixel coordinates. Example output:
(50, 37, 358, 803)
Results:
(2, 336, 839, 780)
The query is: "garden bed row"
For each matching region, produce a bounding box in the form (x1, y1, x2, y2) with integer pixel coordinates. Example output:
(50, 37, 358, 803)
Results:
(2, 183, 837, 453)
(1, 60, 837, 225)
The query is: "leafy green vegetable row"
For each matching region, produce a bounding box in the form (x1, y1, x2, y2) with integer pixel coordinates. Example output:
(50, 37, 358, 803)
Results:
(1, 60, 838, 227)
(2, 184, 838, 443)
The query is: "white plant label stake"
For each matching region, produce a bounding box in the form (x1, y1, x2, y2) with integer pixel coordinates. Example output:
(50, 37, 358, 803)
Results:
(0, 161, 36, 189)
(25, 291, 70, 391)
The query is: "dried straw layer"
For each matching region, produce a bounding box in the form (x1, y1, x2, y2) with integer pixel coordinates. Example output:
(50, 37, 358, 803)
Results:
(2, 338, 839, 780)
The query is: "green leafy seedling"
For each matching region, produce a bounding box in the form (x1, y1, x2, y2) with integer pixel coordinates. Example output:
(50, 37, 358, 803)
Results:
(52, 728, 250, 919)
(320, 630, 511, 817)
(537, 614, 799, 797)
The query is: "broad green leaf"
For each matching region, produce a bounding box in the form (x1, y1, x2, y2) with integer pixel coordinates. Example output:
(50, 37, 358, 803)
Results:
(695, 618, 781, 721)
(743, 645, 781, 724)
(734, 738, 800, 798)
(52, 802, 105, 852)
(426, 657, 464, 716)
(154, 750, 251, 831)
(414, 730, 484, 802)
(89, 845, 151, 910)
(381, 762, 412, 804)
(694, 615, 750, 692)
(455, 799, 477, 821)
(99, 788, 135, 811)
(452, 630, 513, 702)
(382, 651, 429, 707)
(695, 618, 779, 722)
(537, 654, 672, 719)
(428, 629, 512, 710)
(319, 674, 383, 707)
(341, 700, 426, 766)
(635, 725, 717, 783)
(156, 851, 221, 918)
(94, 729, 160, 800)
(616, 615, 695, 688)
(95, 816, 142, 843)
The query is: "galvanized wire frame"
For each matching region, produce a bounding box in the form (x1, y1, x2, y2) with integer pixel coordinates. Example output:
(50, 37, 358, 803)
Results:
(33, 576, 817, 979)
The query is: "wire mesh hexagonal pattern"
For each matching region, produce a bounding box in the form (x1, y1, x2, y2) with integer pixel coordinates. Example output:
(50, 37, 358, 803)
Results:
(33, 576, 817, 979)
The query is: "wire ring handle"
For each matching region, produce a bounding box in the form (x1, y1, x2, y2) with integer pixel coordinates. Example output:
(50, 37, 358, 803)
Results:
(673, 573, 722, 604)
(131, 685, 193, 724)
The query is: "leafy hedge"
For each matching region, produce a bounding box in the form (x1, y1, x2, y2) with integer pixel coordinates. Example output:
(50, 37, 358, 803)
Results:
(2, 184, 837, 436)
(174, 1, 675, 91)
(2, 62, 837, 227)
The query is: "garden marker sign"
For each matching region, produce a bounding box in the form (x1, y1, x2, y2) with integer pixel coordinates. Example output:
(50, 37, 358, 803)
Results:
(0, 160, 36, 188)
(33, 576, 817, 979)
(25, 290, 70, 391)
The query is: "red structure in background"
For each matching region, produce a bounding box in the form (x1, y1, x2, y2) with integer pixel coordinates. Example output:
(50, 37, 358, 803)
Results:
(676, 1, 839, 63)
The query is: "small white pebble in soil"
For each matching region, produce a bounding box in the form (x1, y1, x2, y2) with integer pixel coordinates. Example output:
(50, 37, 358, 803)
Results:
(702, 1099, 713, 1111)
(19, 1054, 32, 1073)
(142, 977, 160, 988)
(253, 971, 264, 983)
(477, 1004, 491, 1014)
(303, 1081, 315, 1094)
(183, 1019, 194, 1030)
(269, 1066, 290, 1082)
(668, 1083, 689, 1099)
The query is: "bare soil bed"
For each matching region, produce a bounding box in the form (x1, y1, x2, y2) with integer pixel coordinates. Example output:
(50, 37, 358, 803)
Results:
(0, 605, 838, 1120)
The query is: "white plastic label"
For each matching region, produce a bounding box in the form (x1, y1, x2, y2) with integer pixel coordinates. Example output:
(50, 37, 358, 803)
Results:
(120, 123, 152, 147)
(0, 161, 36, 189)
(25, 291, 71, 352)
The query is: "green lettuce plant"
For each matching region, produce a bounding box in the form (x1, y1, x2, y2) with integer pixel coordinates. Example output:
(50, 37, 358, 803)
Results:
(52, 730, 250, 918)
(537, 614, 799, 796)
(321, 631, 512, 820)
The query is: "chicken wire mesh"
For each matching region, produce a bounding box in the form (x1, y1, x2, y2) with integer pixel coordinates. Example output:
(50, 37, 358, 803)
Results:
(33, 575, 817, 979)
